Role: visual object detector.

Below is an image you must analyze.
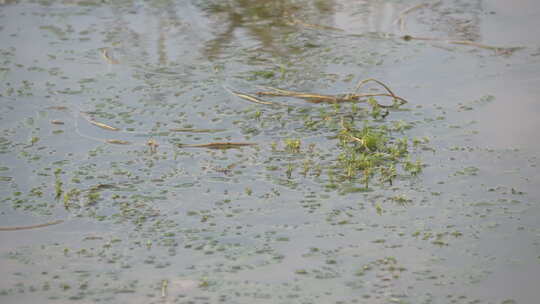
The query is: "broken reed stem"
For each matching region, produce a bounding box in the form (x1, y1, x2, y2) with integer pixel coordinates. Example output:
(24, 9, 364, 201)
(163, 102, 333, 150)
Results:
(402, 35, 524, 55)
(229, 90, 283, 106)
(256, 80, 408, 107)
(80, 112, 120, 131)
(0, 220, 64, 231)
(353, 78, 402, 105)
(257, 90, 340, 103)
(448, 40, 524, 54)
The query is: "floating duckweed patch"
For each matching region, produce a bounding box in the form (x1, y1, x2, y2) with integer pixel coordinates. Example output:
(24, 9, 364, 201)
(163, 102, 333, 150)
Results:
(1, 1, 539, 303)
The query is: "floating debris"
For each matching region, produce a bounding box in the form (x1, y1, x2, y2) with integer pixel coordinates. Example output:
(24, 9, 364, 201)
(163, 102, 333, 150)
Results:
(178, 142, 257, 149)
(47, 106, 68, 110)
(147, 138, 159, 154)
(254, 78, 408, 108)
(51, 120, 64, 125)
(100, 47, 119, 64)
(0, 220, 64, 231)
(169, 128, 227, 133)
(161, 280, 168, 298)
(86, 118, 120, 131)
(401, 35, 524, 55)
(231, 90, 280, 106)
(107, 139, 130, 145)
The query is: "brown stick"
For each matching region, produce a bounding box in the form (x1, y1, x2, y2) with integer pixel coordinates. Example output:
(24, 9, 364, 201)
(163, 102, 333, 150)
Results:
(231, 90, 281, 106)
(169, 128, 226, 133)
(178, 142, 257, 149)
(0, 220, 64, 231)
(106, 139, 131, 145)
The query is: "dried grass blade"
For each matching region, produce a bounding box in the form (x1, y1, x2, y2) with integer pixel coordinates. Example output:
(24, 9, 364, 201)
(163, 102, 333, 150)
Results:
(257, 87, 339, 103)
(448, 40, 524, 54)
(402, 36, 524, 55)
(231, 90, 280, 106)
(88, 119, 120, 131)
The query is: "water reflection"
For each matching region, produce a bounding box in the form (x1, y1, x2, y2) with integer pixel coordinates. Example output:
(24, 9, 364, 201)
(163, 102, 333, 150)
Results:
(196, 0, 336, 58)
(102, 0, 487, 71)
(333, 0, 399, 34)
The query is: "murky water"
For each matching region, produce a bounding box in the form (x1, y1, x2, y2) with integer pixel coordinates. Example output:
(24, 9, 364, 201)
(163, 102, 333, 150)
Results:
(1, 1, 539, 303)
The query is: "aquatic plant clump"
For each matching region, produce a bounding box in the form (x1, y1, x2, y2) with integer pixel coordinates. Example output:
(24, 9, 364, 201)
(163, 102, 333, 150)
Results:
(336, 121, 418, 189)
(242, 78, 422, 191)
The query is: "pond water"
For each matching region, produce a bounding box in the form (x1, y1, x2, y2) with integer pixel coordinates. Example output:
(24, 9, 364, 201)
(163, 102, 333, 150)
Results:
(1, 0, 539, 303)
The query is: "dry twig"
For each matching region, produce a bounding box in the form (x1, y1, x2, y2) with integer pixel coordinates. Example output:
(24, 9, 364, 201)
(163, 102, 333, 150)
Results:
(178, 142, 257, 149)
(0, 220, 64, 231)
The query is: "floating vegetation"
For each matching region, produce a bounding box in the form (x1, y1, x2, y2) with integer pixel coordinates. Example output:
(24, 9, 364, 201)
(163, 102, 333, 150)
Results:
(3, 2, 533, 303)
(54, 168, 63, 199)
(284, 138, 301, 153)
(333, 119, 420, 190)
(242, 79, 426, 193)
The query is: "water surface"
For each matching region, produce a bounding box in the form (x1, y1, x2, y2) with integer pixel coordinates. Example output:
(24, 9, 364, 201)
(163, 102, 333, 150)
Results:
(1, 1, 539, 303)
